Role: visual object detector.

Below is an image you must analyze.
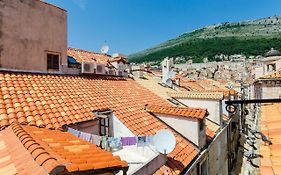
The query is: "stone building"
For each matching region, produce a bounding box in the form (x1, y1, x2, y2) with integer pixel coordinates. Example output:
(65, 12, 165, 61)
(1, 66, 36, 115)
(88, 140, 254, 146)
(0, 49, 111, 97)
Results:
(0, 0, 67, 72)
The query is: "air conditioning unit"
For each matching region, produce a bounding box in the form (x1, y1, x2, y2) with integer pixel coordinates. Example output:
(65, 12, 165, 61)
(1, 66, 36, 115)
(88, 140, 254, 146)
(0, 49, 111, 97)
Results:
(108, 69, 116, 75)
(117, 70, 123, 76)
(81, 62, 94, 74)
(96, 64, 105, 74)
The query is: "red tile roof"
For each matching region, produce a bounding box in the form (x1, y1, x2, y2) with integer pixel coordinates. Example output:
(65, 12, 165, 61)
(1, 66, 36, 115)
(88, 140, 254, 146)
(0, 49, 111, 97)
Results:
(180, 79, 205, 91)
(259, 103, 281, 175)
(260, 69, 281, 79)
(146, 105, 208, 120)
(108, 57, 127, 63)
(0, 122, 127, 174)
(179, 78, 236, 97)
(0, 72, 199, 174)
(206, 127, 216, 140)
(168, 91, 224, 100)
(0, 124, 63, 175)
(68, 48, 111, 64)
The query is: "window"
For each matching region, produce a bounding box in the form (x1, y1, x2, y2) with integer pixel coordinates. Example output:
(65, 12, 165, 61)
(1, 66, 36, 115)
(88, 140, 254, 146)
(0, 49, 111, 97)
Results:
(199, 160, 208, 175)
(47, 53, 59, 70)
(99, 117, 109, 136)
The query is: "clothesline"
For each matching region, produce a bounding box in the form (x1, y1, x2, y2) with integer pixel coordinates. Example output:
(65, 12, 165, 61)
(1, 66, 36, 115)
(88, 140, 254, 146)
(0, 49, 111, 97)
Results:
(67, 127, 155, 149)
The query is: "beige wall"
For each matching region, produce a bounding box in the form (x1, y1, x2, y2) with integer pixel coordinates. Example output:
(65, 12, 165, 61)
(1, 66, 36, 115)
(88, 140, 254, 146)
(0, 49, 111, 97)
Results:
(157, 113, 206, 149)
(207, 127, 228, 175)
(0, 0, 67, 72)
(177, 98, 222, 126)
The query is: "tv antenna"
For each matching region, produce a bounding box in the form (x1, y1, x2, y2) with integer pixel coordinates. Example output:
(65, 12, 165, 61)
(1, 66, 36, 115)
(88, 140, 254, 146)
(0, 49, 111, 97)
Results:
(153, 129, 176, 155)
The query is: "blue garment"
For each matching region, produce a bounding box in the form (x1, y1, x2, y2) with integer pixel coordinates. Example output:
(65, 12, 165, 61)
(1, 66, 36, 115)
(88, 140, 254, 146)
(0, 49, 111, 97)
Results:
(108, 137, 122, 148)
(137, 136, 146, 147)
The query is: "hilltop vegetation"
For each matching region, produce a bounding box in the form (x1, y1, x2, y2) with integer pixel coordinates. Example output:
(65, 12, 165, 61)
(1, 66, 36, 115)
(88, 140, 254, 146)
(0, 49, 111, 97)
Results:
(129, 16, 281, 64)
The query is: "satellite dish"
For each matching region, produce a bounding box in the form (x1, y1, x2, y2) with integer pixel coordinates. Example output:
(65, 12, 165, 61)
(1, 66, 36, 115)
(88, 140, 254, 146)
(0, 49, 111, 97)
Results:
(153, 129, 176, 154)
(101, 44, 109, 54)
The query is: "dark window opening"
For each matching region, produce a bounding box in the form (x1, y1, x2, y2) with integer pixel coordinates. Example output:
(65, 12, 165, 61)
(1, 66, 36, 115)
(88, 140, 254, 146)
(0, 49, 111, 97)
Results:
(47, 53, 59, 70)
(99, 117, 109, 136)
(199, 160, 208, 175)
(267, 63, 276, 72)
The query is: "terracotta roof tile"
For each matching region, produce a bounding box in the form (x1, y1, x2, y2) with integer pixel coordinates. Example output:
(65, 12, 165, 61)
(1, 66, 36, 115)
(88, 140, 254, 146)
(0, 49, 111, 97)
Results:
(0, 72, 198, 174)
(3, 123, 128, 174)
(168, 91, 224, 100)
(68, 47, 111, 64)
(0, 123, 65, 175)
(260, 69, 281, 79)
(178, 78, 235, 97)
(260, 104, 281, 175)
(146, 105, 208, 120)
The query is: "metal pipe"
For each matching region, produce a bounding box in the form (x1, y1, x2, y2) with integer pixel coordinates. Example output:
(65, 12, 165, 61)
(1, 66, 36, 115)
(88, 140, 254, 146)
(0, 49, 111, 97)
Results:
(225, 98, 281, 105)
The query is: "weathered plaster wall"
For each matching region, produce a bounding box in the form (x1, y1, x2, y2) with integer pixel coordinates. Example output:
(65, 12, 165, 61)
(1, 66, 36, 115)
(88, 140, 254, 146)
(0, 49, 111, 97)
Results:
(0, 0, 67, 72)
(207, 127, 228, 175)
(156, 113, 205, 148)
(177, 98, 222, 125)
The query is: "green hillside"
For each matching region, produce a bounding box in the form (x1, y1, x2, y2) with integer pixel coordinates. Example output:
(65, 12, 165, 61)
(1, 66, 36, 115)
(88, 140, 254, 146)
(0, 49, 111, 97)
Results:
(129, 16, 281, 64)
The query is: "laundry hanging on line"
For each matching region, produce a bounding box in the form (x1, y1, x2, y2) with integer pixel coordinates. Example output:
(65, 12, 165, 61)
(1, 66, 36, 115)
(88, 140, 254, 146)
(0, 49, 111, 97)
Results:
(66, 127, 155, 148)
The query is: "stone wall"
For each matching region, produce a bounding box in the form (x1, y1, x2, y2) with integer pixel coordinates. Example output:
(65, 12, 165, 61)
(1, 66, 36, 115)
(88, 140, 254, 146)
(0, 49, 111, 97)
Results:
(0, 0, 67, 72)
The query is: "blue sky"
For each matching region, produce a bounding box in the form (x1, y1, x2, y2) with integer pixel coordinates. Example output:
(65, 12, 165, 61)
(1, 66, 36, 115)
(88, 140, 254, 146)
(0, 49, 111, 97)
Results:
(45, 0, 281, 55)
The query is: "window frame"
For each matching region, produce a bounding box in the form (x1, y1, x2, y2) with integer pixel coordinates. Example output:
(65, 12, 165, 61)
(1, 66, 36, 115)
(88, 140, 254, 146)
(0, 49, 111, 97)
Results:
(99, 117, 109, 136)
(46, 51, 60, 71)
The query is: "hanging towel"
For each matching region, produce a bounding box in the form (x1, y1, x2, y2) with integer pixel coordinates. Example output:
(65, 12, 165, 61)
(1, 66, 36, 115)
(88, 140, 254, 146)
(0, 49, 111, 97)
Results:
(121, 137, 137, 146)
(137, 136, 146, 147)
(91, 135, 102, 146)
(108, 137, 122, 148)
(146, 135, 154, 145)
(67, 127, 80, 137)
(79, 132, 92, 142)
(101, 136, 108, 149)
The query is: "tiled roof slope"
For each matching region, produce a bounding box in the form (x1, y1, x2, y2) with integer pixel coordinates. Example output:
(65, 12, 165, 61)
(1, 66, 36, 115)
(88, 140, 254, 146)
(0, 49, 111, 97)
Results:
(0, 124, 63, 175)
(134, 74, 178, 100)
(180, 79, 205, 91)
(146, 105, 208, 120)
(259, 104, 281, 175)
(168, 91, 224, 100)
(0, 123, 127, 175)
(260, 69, 281, 79)
(23, 124, 128, 173)
(179, 78, 235, 96)
(68, 48, 111, 64)
(0, 72, 199, 174)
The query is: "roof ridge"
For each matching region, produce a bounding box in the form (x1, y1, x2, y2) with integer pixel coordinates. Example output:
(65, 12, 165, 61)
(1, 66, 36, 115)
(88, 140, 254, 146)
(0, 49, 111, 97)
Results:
(146, 104, 208, 119)
(10, 123, 66, 175)
(68, 47, 111, 57)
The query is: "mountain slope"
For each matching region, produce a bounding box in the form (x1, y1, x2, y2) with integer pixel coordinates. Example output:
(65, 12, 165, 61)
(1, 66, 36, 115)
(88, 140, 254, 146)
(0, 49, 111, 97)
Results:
(129, 16, 281, 64)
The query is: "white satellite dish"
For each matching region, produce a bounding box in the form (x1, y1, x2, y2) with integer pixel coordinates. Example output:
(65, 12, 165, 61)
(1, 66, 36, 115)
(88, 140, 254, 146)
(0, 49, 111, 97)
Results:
(101, 44, 109, 54)
(153, 129, 176, 154)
